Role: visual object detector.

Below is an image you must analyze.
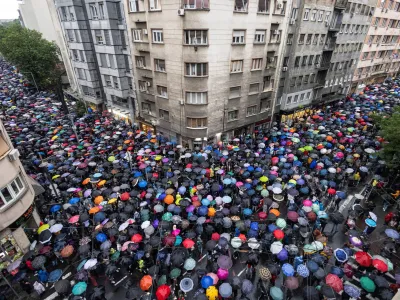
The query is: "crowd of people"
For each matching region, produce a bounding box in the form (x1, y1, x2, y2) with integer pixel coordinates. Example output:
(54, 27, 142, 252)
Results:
(1, 58, 400, 300)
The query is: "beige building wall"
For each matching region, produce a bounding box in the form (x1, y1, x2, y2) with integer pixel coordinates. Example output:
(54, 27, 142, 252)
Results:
(353, 0, 400, 86)
(123, 0, 290, 146)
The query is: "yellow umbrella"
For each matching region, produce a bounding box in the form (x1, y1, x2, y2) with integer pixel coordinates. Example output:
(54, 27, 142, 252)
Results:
(38, 224, 50, 234)
(52, 175, 60, 180)
(288, 179, 297, 185)
(259, 176, 268, 183)
(206, 286, 218, 300)
(155, 155, 162, 161)
(51, 136, 58, 141)
(97, 180, 106, 187)
(108, 198, 117, 204)
(108, 156, 116, 162)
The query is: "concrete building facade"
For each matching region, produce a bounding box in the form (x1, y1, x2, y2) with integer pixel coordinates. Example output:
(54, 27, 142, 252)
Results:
(53, 0, 136, 122)
(352, 0, 400, 88)
(123, 0, 291, 146)
(0, 120, 41, 262)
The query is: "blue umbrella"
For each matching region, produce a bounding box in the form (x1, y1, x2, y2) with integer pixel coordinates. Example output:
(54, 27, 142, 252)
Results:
(296, 264, 309, 278)
(320, 169, 328, 176)
(247, 166, 254, 172)
(277, 248, 288, 261)
(300, 187, 309, 194)
(178, 186, 186, 194)
(93, 212, 106, 223)
(282, 263, 294, 276)
(133, 171, 142, 178)
(50, 205, 61, 213)
(48, 269, 63, 283)
(334, 248, 348, 262)
(96, 233, 107, 243)
(201, 199, 211, 206)
(306, 261, 319, 273)
(223, 178, 232, 185)
(336, 191, 346, 199)
(365, 218, 376, 227)
(328, 181, 336, 187)
(385, 228, 400, 239)
(297, 179, 305, 185)
(69, 197, 80, 204)
(250, 222, 258, 231)
(330, 266, 344, 278)
(38, 270, 48, 282)
(72, 282, 87, 295)
(344, 284, 361, 298)
(198, 206, 208, 216)
(243, 208, 252, 216)
(268, 224, 278, 232)
(93, 173, 102, 178)
(201, 276, 213, 289)
(138, 181, 147, 188)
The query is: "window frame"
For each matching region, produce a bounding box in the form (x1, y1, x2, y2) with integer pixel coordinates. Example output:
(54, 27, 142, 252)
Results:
(230, 60, 244, 73)
(157, 85, 168, 98)
(0, 174, 26, 210)
(254, 30, 266, 44)
(149, 0, 161, 11)
(184, 29, 208, 45)
(251, 58, 263, 71)
(186, 91, 208, 104)
(152, 29, 164, 43)
(185, 62, 208, 77)
(234, 0, 249, 12)
(227, 110, 239, 122)
(187, 117, 207, 128)
(246, 105, 258, 117)
(155, 59, 166, 72)
(232, 30, 246, 44)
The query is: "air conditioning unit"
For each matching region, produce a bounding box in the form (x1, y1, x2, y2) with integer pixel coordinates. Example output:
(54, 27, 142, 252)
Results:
(273, 30, 280, 35)
(146, 81, 151, 87)
(277, 3, 283, 8)
(143, 29, 148, 35)
(179, 100, 184, 105)
(289, 19, 295, 24)
(178, 9, 185, 16)
(8, 149, 20, 162)
(316, 63, 321, 68)
(282, 67, 288, 71)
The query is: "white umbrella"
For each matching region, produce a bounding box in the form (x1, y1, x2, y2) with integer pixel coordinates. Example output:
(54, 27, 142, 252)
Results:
(118, 222, 129, 231)
(84, 258, 98, 270)
(272, 187, 282, 194)
(258, 143, 265, 148)
(364, 148, 375, 154)
(49, 224, 63, 233)
(369, 212, 377, 222)
(141, 220, 151, 229)
(310, 241, 324, 251)
(345, 168, 354, 174)
(270, 241, 283, 254)
(328, 167, 336, 174)
(248, 238, 260, 250)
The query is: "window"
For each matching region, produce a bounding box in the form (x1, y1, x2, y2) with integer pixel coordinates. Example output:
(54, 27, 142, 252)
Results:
(155, 59, 166, 72)
(187, 117, 207, 128)
(152, 30, 163, 43)
(149, 0, 161, 10)
(113, 77, 119, 89)
(159, 109, 169, 121)
(0, 174, 25, 209)
(72, 50, 79, 61)
(90, 4, 98, 19)
(186, 92, 208, 104)
(309, 74, 315, 84)
(121, 31, 127, 49)
(254, 30, 266, 43)
(95, 30, 103, 44)
(99, 53, 108, 67)
(60, 7, 67, 21)
(80, 51, 86, 62)
(99, 2, 105, 19)
(302, 56, 307, 66)
(306, 34, 312, 44)
(231, 60, 243, 73)
(283, 57, 289, 67)
(76, 68, 86, 80)
(157, 86, 168, 98)
(128, 78, 134, 92)
(298, 34, 305, 44)
(251, 58, 263, 70)
(229, 86, 241, 98)
(306, 92, 311, 100)
(227, 111, 238, 121)
(234, 0, 248, 12)
(318, 10, 323, 21)
(300, 93, 305, 102)
(104, 75, 112, 87)
(132, 29, 143, 41)
(67, 29, 75, 42)
(320, 34, 325, 45)
(142, 102, 152, 114)
(129, 0, 140, 12)
(303, 8, 310, 20)
(286, 96, 292, 104)
(308, 55, 314, 65)
(138, 80, 148, 92)
(293, 94, 299, 103)
(290, 78, 295, 86)
(287, 34, 293, 44)
(291, 8, 298, 20)
(185, 62, 208, 77)
(270, 29, 281, 43)
(313, 34, 318, 45)
(246, 105, 257, 116)
(315, 55, 320, 65)
(296, 76, 303, 86)
(108, 54, 115, 68)
(295, 56, 300, 67)
(325, 11, 331, 23)
(136, 56, 146, 68)
(260, 98, 271, 112)
(104, 30, 111, 45)
(304, 75, 309, 84)
(233, 30, 246, 44)
(311, 9, 317, 21)
(258, 0, 269, 12)
(263, 76, 273, 91)
(249, 83, 259, 94)
(184, 30, 208, 45)
(183, 0, 209, 9)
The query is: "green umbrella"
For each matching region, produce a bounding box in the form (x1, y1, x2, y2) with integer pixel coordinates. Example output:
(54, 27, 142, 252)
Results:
(270, 286, 283, 300)
(304, 145, 313, 151)
(292, 137, 300, 143)
(276, 218, 286, 229)
(184, 258, 196, 271)
(298, 148, 305, 152)
(261, 189, 269, 197)
(170, 268, 181, 279)
(162, 212, 172, 221)
(72, 282, 87, 295)
(360, 276, 376, 293)
(111, 251, 120, 261)
(158, 275, 167, 285)
(256, 185, 263, 191)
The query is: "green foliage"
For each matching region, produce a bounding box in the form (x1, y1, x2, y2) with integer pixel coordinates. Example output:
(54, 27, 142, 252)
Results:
(0, 22, 61, 88)
(75, 100, 87, 117)
(375, 106, 400, 169)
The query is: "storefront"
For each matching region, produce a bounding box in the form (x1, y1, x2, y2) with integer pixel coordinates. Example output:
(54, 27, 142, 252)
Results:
(279, 106, 315, 125)
(254, 117, 272, 132)
(111, 108, 132, 125)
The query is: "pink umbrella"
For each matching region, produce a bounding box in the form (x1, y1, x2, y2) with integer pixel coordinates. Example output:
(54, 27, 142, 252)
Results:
(302, 200, 312, 207)
(336, 152, 344, 159)
(207, 272, 219, 285)
(69, 215, 80, 224)
(172, 229, 180, 236)
(217, 268, 229, 280)
(271, 157, 279, 165)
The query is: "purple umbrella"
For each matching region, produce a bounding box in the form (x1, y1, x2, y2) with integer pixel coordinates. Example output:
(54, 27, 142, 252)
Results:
(277, 248, 288, 261)
(84, 189, 92, 197)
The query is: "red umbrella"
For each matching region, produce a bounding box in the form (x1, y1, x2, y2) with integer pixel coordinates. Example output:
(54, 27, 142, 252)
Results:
(120, 192, 130, 201)
(258, 212, 267, 220)
(273, 229, 284, 240)
(156, 284, 171, 300)
(372, 256, 388, 272)
(211, 233, 220, 241)
(326, 274, 343, 293)
(163, 234, 176, 247)
(354, 251, 372, 267)
(327, 188, 336, 195)
(131, 234, 143, 243)
(343, 263, 354, 278)
(182, 239, 195, 249)
(287, 211, 299, 222)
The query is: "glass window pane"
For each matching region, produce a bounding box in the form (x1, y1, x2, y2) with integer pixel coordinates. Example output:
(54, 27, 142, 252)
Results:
(11, 182, 20, 195)
(1, 187, 12, 202)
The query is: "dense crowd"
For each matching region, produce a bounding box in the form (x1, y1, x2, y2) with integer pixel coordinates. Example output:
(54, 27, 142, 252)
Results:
(1, 59, 400, 300)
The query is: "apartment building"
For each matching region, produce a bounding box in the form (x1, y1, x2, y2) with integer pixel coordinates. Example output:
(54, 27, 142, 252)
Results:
(54, 0, 136, 122)
(123, 0, 290, 147)
(353, 0, 400, 88)
(277, 0, 373, 124)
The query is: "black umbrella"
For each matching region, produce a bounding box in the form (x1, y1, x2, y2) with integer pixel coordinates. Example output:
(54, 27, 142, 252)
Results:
(126, 287, 144, 300)
(78, 244, 90, 254)
(329, 212, 344, 224)
(90, 286, 105, 300)
(171, 248, 188, 267)
(39, 230, 52, 244)
(302, 286, 319, 300)
(321, 285, 337, 298)
(373, 275, 389, 288)
(380, 288, 394, 300)
(54, 279, 71, 295)
(119, 256, 132, 266)
(148, 265, 159, 276)
(105, 264, 118, 276)
(75, 270, 89, 281)
(32, 255, 47, 269)
(205, 240, 217, 251)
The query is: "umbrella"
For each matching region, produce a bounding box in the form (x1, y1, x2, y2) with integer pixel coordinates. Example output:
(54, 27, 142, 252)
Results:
(360, 276, 376, 292)
(48, 269, 63, 283)
(219, 282, 232, 297)
(206, 286, 218, 300)
(217, 255, 233, 270)
(282, 263, 294, 276)
(385, 228, 399, 239)
(241, 279, 253, 294)
(54, 279, 71, 295)
(180, 278, 194, 293)
(334, 248, 348, 262)
(39, 229, 52, 244)
(285, 276, 299, 289)
(32, 256, 47, 269)
(270, 241, 283, 254)
(270, 286, 283, 300)
(326, 274, 343, 293)
(140, 275, 152, 291)
(201, 276, 213, 289)
(344, 284, 361, 298)
(372, 255, 388, 272)
(156, 285, 171, 300)
(355, 251, 372, 267)
(259, 267, 272, 280)
(72, 282, 87, 295)
(7, 259, 22, 272)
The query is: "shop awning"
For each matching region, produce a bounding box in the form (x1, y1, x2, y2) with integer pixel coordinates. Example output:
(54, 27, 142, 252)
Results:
(27, 177, 45, 196)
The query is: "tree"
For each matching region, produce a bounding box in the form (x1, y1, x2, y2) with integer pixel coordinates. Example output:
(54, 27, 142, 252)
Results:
(0, 22, 61, 88)
(373, 107, 400, 169)
(75, 100, 87, 117)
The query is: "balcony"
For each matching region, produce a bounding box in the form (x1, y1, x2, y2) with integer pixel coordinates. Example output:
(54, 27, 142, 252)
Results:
(83, 95, 104, 105)
(329, 23, 341, 31)
(334, 0, 348, 9)
(324, 41, 336, 51)
(318, 61, 330, 70)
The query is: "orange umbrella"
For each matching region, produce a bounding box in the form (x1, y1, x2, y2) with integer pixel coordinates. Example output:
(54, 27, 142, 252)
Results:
(97, 180, 106, 187)
(326, 136, 333, 142)
(140, 275, 153, 291)
(60, 245, 74, 258)
(164, 195, 174, 205)
(94, 196, 104, 205)
(89, 207, 100, 214)
(270, 209, 280, 217)
(208, 207, 216, 217)
(82, 178, 90, 185)
(124, 140, 131, 144)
